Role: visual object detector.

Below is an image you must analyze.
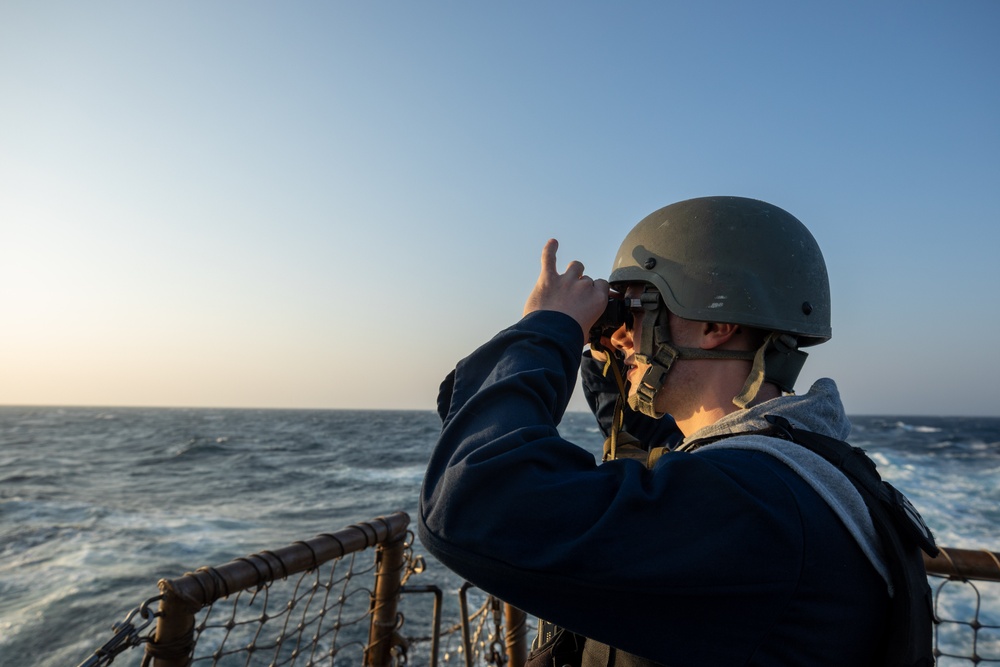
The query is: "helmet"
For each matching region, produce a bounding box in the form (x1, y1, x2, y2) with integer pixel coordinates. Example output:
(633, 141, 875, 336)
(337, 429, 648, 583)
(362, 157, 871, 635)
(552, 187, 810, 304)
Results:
(610, 196, 831, 344)
(609, 196, 831, 416)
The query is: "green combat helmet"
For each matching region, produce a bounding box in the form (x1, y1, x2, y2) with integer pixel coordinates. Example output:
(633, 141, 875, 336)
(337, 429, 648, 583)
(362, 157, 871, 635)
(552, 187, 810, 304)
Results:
(609, 196, 831, 418)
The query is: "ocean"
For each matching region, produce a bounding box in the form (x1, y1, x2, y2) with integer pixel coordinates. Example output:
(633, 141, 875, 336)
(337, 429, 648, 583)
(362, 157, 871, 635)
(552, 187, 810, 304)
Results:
(1, 406, 998, 666)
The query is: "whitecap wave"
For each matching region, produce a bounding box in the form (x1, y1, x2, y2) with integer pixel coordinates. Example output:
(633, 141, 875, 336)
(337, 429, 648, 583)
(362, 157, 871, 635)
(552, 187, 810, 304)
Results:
(894, 421, 942, 433)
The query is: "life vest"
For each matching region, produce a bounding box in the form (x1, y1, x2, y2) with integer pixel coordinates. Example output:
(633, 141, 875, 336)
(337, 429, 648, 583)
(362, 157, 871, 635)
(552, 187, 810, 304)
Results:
(749, 415, 938, 667)
(531, 416, 938, 667)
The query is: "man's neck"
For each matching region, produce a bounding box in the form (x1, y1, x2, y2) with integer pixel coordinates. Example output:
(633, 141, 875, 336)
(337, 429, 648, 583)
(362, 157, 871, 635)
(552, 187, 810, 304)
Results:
(673, 382, 781, 438)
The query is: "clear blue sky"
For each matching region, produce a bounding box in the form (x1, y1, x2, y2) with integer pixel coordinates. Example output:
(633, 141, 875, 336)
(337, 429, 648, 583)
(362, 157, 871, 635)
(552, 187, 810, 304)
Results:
(1, 2, 997, 416)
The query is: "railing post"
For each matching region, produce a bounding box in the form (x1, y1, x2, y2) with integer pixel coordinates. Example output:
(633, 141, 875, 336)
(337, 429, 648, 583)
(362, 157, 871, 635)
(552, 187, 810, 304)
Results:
(503, 603, 528, 667)
(147, 583, 201, 667)
(458, 582, 474, 667)
(400, 585, 443, 667)
(365, 532, 407, 666)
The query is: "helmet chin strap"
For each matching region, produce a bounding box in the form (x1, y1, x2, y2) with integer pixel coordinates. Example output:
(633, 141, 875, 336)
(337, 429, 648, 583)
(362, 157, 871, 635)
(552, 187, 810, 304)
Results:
(628, 337, 758, 417)
(729, 332, 809, 408)
(627, 292, 675, 418)
(627, 294, 807, 417)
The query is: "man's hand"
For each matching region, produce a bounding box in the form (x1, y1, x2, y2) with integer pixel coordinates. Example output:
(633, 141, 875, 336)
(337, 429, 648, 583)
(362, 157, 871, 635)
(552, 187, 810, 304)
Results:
(523, 239, 609, 335)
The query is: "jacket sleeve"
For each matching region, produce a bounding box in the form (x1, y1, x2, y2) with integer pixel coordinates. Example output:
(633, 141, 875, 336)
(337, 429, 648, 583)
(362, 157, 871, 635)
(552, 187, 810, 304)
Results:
(417, 311, 805, 662)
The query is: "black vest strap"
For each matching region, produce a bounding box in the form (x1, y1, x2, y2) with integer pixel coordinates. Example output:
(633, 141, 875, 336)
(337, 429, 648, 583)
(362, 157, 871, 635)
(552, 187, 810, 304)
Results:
(758, 415, 938, 667)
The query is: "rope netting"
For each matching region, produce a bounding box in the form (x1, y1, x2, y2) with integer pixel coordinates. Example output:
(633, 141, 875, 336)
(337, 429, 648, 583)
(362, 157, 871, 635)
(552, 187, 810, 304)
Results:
(75, 513, 416, 667)
(76, 527, 1000, 667)
(179, 548, 377, 665)
(926, 548, 1000, 666)
(147, 513, 414, 667)
(75, 510, 528, 667)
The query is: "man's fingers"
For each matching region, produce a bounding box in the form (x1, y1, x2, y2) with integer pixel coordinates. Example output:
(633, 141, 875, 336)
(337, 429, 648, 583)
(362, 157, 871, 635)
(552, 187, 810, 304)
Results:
(540, 239, 559, 275)
(541, 240, 595, 281)
(525, 239, 610, 329)
(564, 260, 585, 278)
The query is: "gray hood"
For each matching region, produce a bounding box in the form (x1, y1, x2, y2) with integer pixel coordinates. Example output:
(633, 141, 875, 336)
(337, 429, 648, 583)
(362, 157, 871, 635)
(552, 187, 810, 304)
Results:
(676, 379, 892, 594)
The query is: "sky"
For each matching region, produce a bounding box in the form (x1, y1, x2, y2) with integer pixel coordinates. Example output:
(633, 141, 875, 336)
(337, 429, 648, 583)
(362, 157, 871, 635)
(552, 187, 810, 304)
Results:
(1, 2, 998, 416)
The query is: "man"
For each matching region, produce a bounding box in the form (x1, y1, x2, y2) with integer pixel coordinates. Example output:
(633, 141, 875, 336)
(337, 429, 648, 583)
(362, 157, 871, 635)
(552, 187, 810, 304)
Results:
(419, 197, 929, 666)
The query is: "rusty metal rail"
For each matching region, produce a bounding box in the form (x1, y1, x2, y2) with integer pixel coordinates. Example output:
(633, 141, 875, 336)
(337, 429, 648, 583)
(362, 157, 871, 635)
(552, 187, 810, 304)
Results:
(925, 546, 1000, 582)
(76, 537, 1000, 667)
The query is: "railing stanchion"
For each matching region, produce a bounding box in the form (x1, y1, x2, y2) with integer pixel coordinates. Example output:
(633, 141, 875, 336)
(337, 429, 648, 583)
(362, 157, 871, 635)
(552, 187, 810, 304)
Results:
(365, 532, 407, 666)
(148, 586, 199, 667)
(503, 603, 528, 667)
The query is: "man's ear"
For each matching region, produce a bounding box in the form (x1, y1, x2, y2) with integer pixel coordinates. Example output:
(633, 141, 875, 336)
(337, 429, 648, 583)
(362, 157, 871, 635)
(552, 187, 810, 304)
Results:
(699, 322, 742, 350)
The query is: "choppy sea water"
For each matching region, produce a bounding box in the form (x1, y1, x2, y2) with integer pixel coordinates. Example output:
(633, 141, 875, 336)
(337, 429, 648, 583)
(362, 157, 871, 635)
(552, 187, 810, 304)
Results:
(1, 407, 998, 666)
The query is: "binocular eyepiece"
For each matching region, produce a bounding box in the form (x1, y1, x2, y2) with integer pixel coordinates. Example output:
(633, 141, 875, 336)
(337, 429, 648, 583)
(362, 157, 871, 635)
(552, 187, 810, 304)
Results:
(589, 295, 634, 344)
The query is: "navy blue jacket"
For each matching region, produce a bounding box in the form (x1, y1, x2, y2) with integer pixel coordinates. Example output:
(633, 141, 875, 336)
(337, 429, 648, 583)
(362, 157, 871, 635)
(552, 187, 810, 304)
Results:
(419, 311, 888, 666)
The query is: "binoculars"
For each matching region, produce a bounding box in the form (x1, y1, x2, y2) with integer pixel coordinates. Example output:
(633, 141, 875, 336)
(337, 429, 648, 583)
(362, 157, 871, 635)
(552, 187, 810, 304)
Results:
(589, 295, 635, 344)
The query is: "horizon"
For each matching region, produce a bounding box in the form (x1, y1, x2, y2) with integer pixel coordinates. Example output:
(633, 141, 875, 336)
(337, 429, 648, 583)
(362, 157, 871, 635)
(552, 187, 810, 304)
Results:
(3, 403, 998, 421)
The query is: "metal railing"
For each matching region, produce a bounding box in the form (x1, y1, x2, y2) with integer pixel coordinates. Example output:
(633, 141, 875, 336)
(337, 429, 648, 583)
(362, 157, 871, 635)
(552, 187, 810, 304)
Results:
(75, 525, 1000, 667)
(924, 547, 1000, 665)
(74, 513, 413, 667)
